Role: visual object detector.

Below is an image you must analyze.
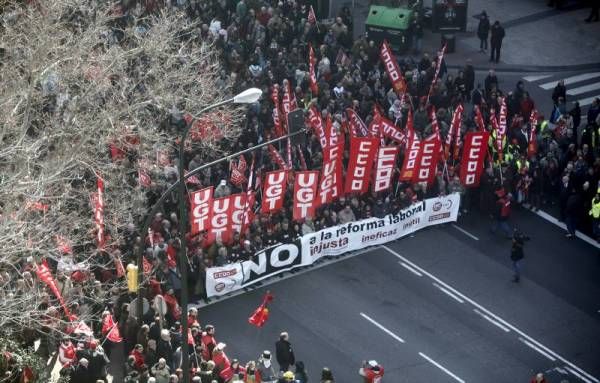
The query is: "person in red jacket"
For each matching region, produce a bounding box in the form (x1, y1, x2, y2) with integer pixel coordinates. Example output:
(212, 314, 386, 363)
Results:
(530, 372, 547, 383)
(129, 344, 145, 370)
(201, 324, 217, 361)
(491, 189, 512, 238)
(58, 337, 77, 367)
(359, 360, 384, 383)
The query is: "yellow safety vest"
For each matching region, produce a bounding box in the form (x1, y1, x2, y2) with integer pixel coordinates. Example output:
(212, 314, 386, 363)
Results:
(516, 159, 530, 171)
(590, 200, 600, 219)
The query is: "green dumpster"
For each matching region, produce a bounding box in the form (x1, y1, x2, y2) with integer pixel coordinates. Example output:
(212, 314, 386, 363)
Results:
(366, 5, 414, 53)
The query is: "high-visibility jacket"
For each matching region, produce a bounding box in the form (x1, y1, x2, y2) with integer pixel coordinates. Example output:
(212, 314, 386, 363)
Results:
(516, 159, 530, 172)
(539, 120, 549, 137)
(590, 199, 600, 219)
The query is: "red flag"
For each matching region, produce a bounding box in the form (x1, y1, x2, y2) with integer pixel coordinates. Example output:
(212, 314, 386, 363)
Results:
(262, 170, 287, 213)
(248, 292, 274, 328)
(380, 115, 406, 145)
(344, 137, 379, 195)
(308, 105, 328, 149)
(293, 171, 319, 220)
(380, 40, 407, 94)
(373, 146, 399, 192)
(460, 131, 490, 187)
(190, 187, 213, 235)
(35, 261, 71, 318)
(399, 131, 421, 181)
(102, 313, 123, 343)
(445, 104, 464, 161)
(308, 44, 319, 95)
(230, 164, 247, 187)
(307, 5, 317, 24)
(346, 108, 369, 137)
(282, 80, 297, 119)
(272, 86, 285, 137)
(138, 168, 151, 187)
(528, 109, 539, 157)
(237, 155, 247, 173)
(413, 133, 442, 185)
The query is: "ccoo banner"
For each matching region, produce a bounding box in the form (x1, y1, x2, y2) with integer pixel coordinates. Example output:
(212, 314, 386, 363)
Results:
(205, 194, 460, 297)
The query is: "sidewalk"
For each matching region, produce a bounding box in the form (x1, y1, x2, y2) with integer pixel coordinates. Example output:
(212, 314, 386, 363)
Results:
(353, 0, 600, 71)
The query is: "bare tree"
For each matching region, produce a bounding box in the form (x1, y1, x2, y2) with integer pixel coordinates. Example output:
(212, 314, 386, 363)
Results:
(0, 0, 245, 369)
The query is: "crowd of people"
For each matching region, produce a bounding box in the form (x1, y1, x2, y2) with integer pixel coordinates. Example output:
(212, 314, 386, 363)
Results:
(3, 0, 600, 381)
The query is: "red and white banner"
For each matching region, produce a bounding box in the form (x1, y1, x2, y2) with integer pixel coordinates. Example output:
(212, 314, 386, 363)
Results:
(230, 162, 247, 187)
(90, 177, 105, 249)
(272, 86, 285, 137)
(369, 107, 383, 140)
(207, 197, 233, 244)
(346, 108, 369, 137)
(459, 131, 490, 187)
(318, 158, 340, 205)
(308, 106, 328, 149)
(268, 145, 290, 170)
(400, 110, 421, 181)
(344, 137, 379, 194)
(229, 193, 247, 235)
(380, 40, 407, 94)
(190, 187, 213, 235)
(293, 171, 319, 220)
(413, 133, 441, 185)
(241, 158, 256, 235)
(261, 170, 287, 213)
(373, 146, 399, 192)
(474, 105, 486, 132)
(497, 98, 507, 160)
(528, 109, 539, 157)
(427, 44, 447, 102)
(282, 81, 297, 119)
(445, 104, 464, 160)
(309, 44, 319, 95)
(429, 106, 440, 136)
(380, 115, 406, 145)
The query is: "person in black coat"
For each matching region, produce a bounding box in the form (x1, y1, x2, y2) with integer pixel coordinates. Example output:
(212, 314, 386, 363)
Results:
(275, 332, 295, 372)
(510, 229, 530, 282)
(477, 11, 490, 52)
(489, 21, 505, 63)
(552, 80, 567, 105)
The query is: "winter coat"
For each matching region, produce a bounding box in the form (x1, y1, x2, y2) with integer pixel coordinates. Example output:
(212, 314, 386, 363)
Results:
(477, 17, 490, 39)
(275, 339, 295, 368)
(490, 24, 505, 45)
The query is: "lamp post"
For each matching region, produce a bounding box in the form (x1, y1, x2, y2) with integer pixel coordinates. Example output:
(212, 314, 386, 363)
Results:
(136, 88, 262, 383)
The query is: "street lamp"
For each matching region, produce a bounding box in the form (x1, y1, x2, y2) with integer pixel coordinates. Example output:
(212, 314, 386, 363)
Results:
(136, 88, 262, 383)
(176, 88, 261, 382)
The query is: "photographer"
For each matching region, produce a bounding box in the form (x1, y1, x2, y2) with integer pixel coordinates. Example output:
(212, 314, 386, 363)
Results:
(359, 360, 384, 383)
(510, 229, 530, 283)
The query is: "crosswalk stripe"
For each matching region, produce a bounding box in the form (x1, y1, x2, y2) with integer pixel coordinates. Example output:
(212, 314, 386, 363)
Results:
(577, 95, 600, 107)
(539, 72, 600, 90)
(567, 82, 600, 96)
(523, 74, 552, 82)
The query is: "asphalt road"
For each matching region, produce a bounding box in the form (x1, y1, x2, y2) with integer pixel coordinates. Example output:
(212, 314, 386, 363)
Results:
(198, 208, 600, 383)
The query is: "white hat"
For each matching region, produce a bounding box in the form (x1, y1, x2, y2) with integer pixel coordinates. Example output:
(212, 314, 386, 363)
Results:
(215, 342, 226, 351)
(368, 360, 378, 367)
(219, 180, 226, 186)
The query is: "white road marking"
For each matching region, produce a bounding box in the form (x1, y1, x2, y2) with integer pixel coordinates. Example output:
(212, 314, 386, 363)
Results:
(418, 352, 466, 383)
(567, 82, 600, 96)
(433, 283, 465, 303)
(399, 261, 423, 277)
(576, 94, 600, 107)
(534, 210, 600, 249)
(473, 309, 510, 333)
(360, 312, 406, 343)
(382, 245, 600, 383)
(539, 72, 600, 90)
(566, 366, 595, 383)
(519, 337, 557, 362)
(523, 74, 552, 82)
(451, 224, 480, 241)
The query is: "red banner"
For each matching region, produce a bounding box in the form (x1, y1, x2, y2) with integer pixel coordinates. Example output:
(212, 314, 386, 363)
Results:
(497, 98, 507, 160)
(207, 197, 232, 244)
(427, 44, 447, 102)
(373, 146, 399, 192)
(413, 133, 442, 185)
(460, 131, 489, 187)
(346, 108, 369, 137)
(528, 109, 539, 157)
(380, 40, 407, 94)
(369, 107, 382, 138)
(318, 159, 339, 205)
(261, 170, 287, 213)
(241, 157, 256, 235)
(380, 116, 406, 145)
(268, 145, 290, 170)
(282, 81, 297, 119)
(474, 105, 486, 132)
(190, 187, 213, 235)
(399, 132, 421, 181)
(344, 137, 379, 194)
(272, 86, 284, 137)
(309, 44, 319, 95)
(293, 171, 319, 220)
(308, 105, 328, 149)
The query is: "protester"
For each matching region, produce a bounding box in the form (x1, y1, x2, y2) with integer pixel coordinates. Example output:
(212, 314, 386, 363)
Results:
(477, 11, 490, 52)
(489, 20, 505, 63)
(275, 332, 296, 372)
